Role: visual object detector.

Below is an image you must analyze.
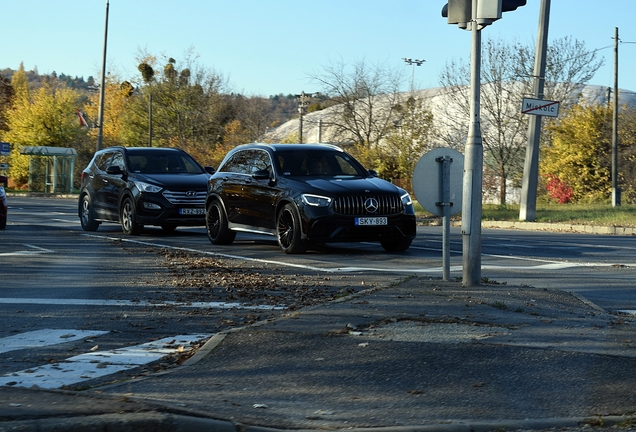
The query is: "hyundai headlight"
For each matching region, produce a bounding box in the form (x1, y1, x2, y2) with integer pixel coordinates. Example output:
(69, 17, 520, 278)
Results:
(134, 181, 163, 193)
(301, 194, 332, 207)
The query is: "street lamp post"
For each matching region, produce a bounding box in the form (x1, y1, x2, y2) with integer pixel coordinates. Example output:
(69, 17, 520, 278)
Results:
(612, 27, 620, 206)
(402, 58, 425, 91)
(96, 0, 109, 151)
(296, 91, 318, 144)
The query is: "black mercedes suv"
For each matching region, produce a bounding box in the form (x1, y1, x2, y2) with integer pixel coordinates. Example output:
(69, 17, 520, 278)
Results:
(205, 143, 416, 253)
(79, 146, 214, 235)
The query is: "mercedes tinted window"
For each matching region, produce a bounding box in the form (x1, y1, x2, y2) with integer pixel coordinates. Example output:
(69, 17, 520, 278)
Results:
(219, 150, 253, 175)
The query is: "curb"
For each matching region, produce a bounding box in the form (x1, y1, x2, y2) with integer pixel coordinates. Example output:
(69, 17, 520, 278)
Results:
(2, 414, 634, 432)
(481, 220, 636, 236)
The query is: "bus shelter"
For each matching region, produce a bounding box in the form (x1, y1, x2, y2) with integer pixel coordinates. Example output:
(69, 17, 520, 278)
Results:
(20, 146, 77, 194)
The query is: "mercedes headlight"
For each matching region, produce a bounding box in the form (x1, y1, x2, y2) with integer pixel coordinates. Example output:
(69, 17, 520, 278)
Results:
(301, 194, 332, 207)
(401, 191, 413, 206)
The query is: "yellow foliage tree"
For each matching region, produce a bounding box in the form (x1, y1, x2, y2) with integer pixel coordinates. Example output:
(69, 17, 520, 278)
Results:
(11, 63, 29, 103)
(543, 104, 611, 203)
(84, 78, 133, 148)
(206, 120, 251, 168)
(1, 83, 86, 187)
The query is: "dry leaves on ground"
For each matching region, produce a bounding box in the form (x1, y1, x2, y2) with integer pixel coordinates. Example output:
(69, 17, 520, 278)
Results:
(147, 249, 362, 310)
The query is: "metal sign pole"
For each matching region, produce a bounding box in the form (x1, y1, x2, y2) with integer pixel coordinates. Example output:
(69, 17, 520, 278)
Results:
(413, 147, 464, 282)
(436, 155, 452, 281)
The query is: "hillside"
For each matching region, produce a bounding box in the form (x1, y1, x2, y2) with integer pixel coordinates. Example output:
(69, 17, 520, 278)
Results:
(264, 84, 636, 145)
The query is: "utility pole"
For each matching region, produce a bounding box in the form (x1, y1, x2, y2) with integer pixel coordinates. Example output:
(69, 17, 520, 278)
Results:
(96, 0, 109, 151)
(519, 0, 550, 221)
(612, 27, 620, 206)
(461, 0, 483, 287)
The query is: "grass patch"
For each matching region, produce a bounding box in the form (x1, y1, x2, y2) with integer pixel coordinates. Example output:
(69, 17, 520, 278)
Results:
(491, 301, 509, 310)
(416, 202, 636, 227)
(482, 203, 636, 227)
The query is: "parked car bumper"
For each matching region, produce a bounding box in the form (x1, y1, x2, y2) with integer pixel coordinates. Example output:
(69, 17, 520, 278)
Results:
(132, 192, 206, 227)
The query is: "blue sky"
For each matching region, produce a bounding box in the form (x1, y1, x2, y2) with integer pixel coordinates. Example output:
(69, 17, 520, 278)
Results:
(3, 1, 635, 97)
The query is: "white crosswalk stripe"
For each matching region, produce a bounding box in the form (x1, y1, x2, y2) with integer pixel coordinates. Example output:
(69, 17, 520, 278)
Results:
(0, 329, 109, 354)
(0, 331, 211, 389)
(0, 297, 285, 310)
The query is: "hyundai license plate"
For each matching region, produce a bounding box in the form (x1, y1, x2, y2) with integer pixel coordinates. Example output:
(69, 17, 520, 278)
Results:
(179, 208, 205, 215)
(355, 217, 387, 226)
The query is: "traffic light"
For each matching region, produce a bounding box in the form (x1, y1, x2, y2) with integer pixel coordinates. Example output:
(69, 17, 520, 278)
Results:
(502, 0, 526, 12)
(442, 0, 470, 28)
(442, 0, 527, 28)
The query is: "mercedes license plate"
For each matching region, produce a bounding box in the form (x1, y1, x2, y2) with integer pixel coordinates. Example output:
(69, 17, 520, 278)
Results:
(179, 208, 204, 215)
(355, 217, 387, 226)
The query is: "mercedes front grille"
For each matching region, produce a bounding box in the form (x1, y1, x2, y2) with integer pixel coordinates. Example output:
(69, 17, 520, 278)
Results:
(333, 195, 403, 216)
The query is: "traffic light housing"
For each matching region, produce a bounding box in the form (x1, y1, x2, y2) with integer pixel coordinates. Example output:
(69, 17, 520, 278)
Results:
(501, 0, 526, 12)
(442, 0, 526, 28)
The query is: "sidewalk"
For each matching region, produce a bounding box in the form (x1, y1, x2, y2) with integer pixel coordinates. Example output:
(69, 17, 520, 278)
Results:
(2, 278, 636, 431)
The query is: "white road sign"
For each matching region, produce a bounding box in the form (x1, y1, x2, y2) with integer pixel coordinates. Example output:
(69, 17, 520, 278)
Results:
(521, 98, 560, 117)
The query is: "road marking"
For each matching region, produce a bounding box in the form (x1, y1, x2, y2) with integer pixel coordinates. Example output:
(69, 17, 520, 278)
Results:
(0, 244, 54, 256)
(0, 298, 285, 310)
(0, 329, 109, 354)
(82, 234, 636, 275)
(83, 233, 335, 272)
(0, 333, 211, 389)
(618, 310, 636, 316)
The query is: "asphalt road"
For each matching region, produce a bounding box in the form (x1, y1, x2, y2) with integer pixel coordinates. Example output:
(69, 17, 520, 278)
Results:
(0, 197, 636, 309)
(1, 195, 636, 390)
(5, 195, 636, 310)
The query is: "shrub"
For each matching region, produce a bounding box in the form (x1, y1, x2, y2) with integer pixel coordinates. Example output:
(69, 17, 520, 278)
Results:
(544, 174, 574, 204)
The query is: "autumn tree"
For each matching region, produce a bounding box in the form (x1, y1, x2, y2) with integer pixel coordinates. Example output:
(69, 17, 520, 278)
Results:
(1, 81, 87, 186)
(515, 36, 603, 113)
(359, 96, 434, 182)
(542, 104, 612, 202)
(122, 50, 232, 165)
(232, 95, 275, 141)
(438, 37, 603, 204)
(0, 75, 14, 132)
(308, 58, 405, 150)
(618, 106, 636, 202)
(11, 63, 30, 102)
(544, 103, 636, 203)
(83, 76, 135, 146)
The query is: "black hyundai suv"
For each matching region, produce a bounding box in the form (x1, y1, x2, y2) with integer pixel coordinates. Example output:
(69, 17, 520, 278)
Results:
(79, 146, 214, 235)
(205, 143, 416, 253)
